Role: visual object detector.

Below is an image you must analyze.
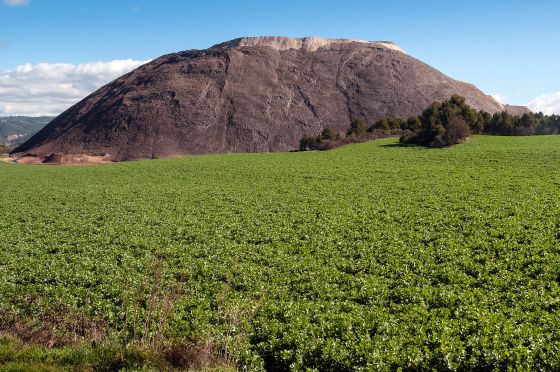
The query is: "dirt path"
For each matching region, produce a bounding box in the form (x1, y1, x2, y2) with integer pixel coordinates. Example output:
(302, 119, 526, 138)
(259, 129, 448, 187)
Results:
(1, 153, 114, 165)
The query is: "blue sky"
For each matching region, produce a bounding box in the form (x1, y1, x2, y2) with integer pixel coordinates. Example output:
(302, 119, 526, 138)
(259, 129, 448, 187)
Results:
(1, 0, 559, 115)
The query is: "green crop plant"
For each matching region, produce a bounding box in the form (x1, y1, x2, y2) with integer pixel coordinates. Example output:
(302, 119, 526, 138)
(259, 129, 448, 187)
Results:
(0, 136, 559, 370)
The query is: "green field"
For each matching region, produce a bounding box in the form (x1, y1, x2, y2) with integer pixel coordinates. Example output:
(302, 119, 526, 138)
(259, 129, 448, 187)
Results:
(1, 136, 559, 370)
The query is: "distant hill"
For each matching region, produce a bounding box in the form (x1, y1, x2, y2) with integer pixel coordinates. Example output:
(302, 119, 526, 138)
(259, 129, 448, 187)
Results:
(13, 36, 529, 161)
(0, 116, 53, 147)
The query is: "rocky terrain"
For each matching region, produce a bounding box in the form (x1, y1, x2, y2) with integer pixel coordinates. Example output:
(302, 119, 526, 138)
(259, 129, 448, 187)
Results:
(12, 36, 527, 162)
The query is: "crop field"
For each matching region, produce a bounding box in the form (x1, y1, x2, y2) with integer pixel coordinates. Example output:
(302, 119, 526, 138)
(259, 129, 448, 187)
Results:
(1, 136, 560, 370)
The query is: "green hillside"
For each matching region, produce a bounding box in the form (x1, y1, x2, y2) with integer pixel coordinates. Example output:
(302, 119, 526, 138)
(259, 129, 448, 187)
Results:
(0, 136, 559, 370)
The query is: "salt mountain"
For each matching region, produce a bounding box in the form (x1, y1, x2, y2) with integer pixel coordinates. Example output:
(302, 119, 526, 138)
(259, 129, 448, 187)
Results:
(13, 37, 526, 162)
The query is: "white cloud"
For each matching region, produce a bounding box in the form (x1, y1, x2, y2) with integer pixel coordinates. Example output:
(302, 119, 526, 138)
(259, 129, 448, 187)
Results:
(526, 92, 560, 115)
(0, 59, 150, 116)
(3, 0, 29, 6)
(491, 93, 506, 104)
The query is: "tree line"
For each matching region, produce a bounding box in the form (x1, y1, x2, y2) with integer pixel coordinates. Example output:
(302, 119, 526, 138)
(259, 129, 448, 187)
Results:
(300, 95, 560, 150)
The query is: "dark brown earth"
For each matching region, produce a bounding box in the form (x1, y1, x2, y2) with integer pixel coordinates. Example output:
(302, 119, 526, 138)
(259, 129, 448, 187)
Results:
(12, 36, 529, 162)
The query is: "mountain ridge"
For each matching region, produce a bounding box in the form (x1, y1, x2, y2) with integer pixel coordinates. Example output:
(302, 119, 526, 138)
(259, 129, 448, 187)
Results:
(211, 36, 408, 53)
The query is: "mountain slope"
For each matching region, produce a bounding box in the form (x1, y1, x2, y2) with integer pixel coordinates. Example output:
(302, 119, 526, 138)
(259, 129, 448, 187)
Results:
(13, 37, 516, 161)
(0, 116, 53, 146)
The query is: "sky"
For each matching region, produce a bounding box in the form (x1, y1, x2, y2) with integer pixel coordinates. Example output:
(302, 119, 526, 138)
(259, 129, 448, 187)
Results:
(1, 0, 559, 116)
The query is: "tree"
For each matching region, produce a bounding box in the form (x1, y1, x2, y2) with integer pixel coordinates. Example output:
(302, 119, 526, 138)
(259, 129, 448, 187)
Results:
(475, 111, 492, 134)
(403, 116, 421, 131)
(489, 111, 515, 135)
(516, 113, 536, 135)
(395, 94, 560, 142)
(401, 96, 473, 147)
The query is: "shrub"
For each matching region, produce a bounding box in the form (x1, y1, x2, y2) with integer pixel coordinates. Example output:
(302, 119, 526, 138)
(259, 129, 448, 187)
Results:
(346, 118, 368, 136)
(372, 118, 390, 131)
(370, 118, 404, 132)
(439, 117, 471, 147)
(399, 130, 416, 144)
(403, 116, 421, 131)
(320, 127, 340, 141)
(389, 118, 405, 130)
(299, 135, 321, 151)
(369, 118, 390, 132)
(401, 96, 474, 147)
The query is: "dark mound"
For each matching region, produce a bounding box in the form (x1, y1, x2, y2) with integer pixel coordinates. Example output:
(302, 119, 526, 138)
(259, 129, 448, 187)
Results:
(13, 36, 521, 161)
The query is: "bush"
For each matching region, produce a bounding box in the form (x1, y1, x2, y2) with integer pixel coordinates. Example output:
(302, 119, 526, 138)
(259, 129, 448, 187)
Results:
(401, 96, 474, 147)
(370, 118, 404, 132)
(439, 117, 471, 147)
(402, 116, 470, 148)
(299, 135, 321, 151)
(346, 118, 368, 136)
(300, 128, 343, 151)
(388, 118, 405, 130)
(371, 118, 390, 131)
(399, 130, 416, 144)
(320, 127, 340, 141)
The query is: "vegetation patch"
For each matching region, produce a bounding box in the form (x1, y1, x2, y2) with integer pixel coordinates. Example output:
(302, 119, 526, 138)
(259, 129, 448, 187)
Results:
(0, 334, 233, 371)
(1, 136, 560, 370)
(301, 95, 560, 151)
